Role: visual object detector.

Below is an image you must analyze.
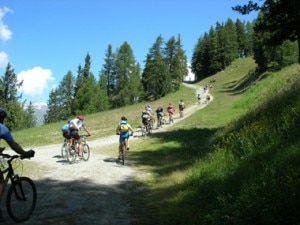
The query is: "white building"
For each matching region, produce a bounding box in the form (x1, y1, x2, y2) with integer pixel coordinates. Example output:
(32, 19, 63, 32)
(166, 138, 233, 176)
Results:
(183, 63, 196, 82)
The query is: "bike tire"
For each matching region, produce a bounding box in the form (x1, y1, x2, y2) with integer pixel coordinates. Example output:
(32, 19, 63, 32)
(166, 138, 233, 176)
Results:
(148, 124, 152, 134)
(121, 143, 126, 165)
(61, 142, 67, 159)
(82, 144, 90, 161)
(6, 176, 37, 223)
(141, 126, 146, 137)
(66, 145, 76, 164)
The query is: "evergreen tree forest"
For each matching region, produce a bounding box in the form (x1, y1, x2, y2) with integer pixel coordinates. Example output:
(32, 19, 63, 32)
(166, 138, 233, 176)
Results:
(1, 0, 299, 128)
(44, 36, 188, 123)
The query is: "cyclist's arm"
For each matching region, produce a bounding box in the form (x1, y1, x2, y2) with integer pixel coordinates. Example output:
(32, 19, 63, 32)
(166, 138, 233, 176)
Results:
(128, 125, 134, 135)
(6, 140, 27, 156)
(116, 124, 120, 134)
(83, 126, 91, 136)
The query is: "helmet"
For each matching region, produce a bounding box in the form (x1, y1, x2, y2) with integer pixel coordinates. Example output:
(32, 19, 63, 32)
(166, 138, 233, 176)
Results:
(77, 115, 84, 120)
(121, 116, 127, 121)
(0, 108, 7, 119)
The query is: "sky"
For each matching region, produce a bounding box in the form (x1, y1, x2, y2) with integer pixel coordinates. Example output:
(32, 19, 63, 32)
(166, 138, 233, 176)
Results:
(0, 0, 258, 105)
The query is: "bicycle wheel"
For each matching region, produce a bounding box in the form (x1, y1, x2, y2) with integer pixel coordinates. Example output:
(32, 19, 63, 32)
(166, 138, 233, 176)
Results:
(141, 125, 146, 137)
(6, 176, 37, 223)
(61, 142, 67, 159)
(121, 143, 126, 165)
(148, 123, 152, 134)
(82, 144, 90, 161)
(66, 145, 76, 164)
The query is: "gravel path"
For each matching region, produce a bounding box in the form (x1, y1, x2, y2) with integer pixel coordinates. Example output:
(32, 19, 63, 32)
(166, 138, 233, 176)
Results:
(1, 85, 211, 225)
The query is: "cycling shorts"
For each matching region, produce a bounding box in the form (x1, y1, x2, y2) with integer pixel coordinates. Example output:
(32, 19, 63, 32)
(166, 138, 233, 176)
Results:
(119, 132, 129, 143)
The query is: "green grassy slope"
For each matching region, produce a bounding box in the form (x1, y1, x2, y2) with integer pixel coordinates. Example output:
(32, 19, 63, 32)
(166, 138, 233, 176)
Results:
(128, 58, 300, 225)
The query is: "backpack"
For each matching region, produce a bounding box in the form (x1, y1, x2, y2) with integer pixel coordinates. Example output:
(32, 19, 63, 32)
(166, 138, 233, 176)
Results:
(69, 119, 80, 131)
(120, 122, 129, 133)
(61, 123, 69, 132)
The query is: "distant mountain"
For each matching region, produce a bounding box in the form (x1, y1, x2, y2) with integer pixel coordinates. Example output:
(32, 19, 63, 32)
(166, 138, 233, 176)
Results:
(32, 102, 47, 125)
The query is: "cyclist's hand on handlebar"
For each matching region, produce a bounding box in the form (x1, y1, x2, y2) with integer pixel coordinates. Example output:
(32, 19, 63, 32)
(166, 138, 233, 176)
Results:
(24, 149, 35, 158)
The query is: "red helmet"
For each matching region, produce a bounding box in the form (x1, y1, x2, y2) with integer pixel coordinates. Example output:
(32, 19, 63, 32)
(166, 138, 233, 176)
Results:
(77, 115, 84, 120)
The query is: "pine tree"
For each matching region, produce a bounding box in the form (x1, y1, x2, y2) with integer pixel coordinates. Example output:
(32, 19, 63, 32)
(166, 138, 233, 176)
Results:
(164, 35, 188, 91)
(0, 63, 35, 130)
(113, 42, 141, 107)
(142, 35, 170, 100)
(24, 101, 36, 128)
(235, 19, 247, 57)
(59, 71, 75, 118)
(0, 63, 23, 103)
(100, 44, 116, 104)
(44, 89, 63, 123)
(233, 0, 300, 64)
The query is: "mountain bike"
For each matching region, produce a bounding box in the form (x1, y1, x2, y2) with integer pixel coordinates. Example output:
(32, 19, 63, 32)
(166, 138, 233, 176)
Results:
(157, 113, 167, 128)
(119, 136, 126, 165)
(149, 117, 155, 130)
(116, 133, 132, 165)
(168, 113, 174, 124)
(141, 120, 152, 136)
(0, 152, 37, 223)
(61, 138, 69, 159)
(65, 135, 90, 164)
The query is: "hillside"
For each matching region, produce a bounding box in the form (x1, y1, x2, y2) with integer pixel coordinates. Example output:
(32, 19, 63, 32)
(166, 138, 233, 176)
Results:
(127, 58, 300, 225)
(2, 58, 299, 225)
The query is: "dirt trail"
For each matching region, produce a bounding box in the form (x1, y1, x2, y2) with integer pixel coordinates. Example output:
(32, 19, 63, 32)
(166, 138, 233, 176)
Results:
(0, 84, 212, 225)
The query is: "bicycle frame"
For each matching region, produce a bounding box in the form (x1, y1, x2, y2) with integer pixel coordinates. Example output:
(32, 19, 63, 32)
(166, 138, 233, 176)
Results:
(0, 153, 37, 223)
(0, 163, 14, 200)
(65, 135, 90, 163)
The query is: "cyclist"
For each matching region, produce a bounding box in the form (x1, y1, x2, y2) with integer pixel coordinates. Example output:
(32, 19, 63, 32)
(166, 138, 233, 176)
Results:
(69, 115, 91, 160)
(116, 116, 134, 159)
(167, 103, 175, 123)
(141, 107, 152, 131)
(0, 108, 35, 217)
(178, 100, 185, 117)
(155, 105, 164, 128)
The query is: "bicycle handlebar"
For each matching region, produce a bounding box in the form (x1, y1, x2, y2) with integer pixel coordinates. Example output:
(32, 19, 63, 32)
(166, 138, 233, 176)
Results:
(0, 152, 34, 163)
(0, 147, 35, 160)
(80, 134, 91, 138)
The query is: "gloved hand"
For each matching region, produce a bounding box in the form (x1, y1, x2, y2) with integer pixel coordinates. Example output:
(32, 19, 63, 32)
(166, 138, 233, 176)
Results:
(25, 149, 35, 158)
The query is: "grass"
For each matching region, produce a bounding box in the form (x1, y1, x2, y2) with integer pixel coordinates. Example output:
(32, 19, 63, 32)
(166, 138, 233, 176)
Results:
(127, 58, 300, 225)
(3, 57, 300, 224)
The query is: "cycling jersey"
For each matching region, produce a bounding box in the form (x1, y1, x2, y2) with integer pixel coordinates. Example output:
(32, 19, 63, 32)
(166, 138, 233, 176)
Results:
(69, 118, 86, 131)
(0, 124, 13, 142)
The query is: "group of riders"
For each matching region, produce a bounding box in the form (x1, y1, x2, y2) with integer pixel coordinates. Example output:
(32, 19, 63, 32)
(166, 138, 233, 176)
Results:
(61, 100, 186, 161)
(141, 100, 185, 130)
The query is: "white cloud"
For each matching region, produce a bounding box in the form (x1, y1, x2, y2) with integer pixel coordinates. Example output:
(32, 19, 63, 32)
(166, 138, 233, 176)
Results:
(0, 7, 13, 42)
(0, 51, 9, 68)
(17, 67, 55, 97)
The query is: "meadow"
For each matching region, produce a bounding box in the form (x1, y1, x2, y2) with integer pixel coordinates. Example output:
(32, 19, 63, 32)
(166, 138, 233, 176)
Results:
(5, 57, 300, 225)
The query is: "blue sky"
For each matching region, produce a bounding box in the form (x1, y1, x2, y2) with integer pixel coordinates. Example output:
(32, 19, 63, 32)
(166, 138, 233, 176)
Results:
(0, 0, 257, 105)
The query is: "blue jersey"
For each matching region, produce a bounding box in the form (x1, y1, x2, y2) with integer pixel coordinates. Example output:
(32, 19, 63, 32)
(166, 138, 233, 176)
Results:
(0, 123, 13, 142)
